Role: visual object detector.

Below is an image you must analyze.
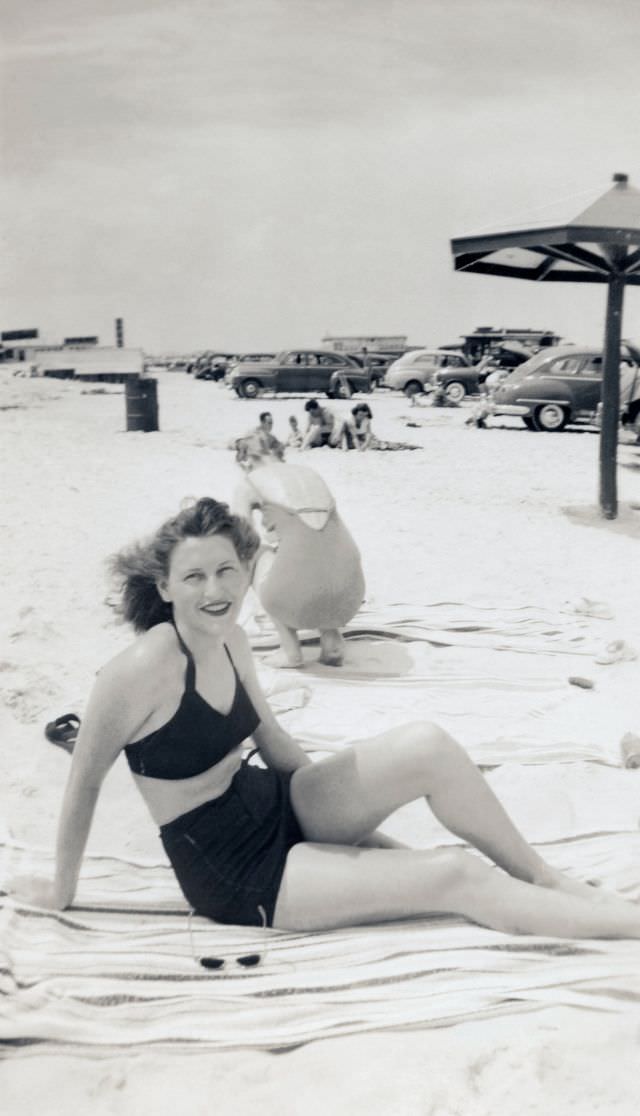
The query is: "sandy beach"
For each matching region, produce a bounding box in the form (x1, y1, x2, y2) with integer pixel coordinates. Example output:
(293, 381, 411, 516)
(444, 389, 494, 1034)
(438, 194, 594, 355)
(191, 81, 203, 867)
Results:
(1, 370, 640, 1114)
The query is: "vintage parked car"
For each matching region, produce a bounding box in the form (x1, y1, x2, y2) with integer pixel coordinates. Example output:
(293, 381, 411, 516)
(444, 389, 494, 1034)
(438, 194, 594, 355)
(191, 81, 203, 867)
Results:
(383, 349, 473, 398)
(223, 353, 276, 381)
(431, 341, 535, 402)
(491, 344, 640, 431)
(192, 352, 239, 380)
(341, 351, 395, 387)
(228, 349, 372, 398)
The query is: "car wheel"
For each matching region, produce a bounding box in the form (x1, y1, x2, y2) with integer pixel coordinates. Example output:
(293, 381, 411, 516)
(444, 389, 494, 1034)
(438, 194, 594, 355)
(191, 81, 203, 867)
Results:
(241, 379, 262, 399)
(533, 403, 568, 432)
(522, 417, 537, 430)
(444, 381, 466, 404)
(403, 380, 423, 398)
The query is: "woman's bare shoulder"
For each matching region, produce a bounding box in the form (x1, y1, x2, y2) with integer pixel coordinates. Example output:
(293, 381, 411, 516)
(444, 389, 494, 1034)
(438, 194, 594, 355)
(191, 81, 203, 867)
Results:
(98, 623, 178, 691)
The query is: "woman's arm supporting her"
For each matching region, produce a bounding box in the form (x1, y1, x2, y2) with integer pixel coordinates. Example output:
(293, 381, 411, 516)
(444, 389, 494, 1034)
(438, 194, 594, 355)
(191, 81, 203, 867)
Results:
(51, 669, 133, 908)
(228, 626, 312, 773)
(11, 638, 165, 909)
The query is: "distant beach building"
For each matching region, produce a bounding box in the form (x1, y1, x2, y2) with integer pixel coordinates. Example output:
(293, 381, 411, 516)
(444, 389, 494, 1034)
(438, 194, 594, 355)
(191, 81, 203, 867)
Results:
(0, 328, 143, 382)
(27, 344, 144, 381)
(322, 334, 409, 353)
(0, 328, 39, 361)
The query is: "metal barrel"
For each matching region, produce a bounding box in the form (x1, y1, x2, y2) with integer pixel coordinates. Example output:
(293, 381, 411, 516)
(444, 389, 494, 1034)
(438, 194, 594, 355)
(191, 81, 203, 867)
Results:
(125, 375, 159, 432)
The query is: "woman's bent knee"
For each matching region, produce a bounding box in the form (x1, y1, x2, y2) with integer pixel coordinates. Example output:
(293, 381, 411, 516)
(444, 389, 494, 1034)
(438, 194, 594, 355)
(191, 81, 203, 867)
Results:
(399, 721, 464, 773)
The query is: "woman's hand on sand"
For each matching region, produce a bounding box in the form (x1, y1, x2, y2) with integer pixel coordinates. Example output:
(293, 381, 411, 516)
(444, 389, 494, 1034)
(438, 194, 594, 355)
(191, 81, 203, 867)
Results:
(6, 874, 63, 910)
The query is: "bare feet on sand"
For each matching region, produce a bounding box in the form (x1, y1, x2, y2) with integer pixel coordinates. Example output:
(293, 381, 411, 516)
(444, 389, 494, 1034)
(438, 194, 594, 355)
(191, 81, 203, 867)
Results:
(319, 629, 345, 667)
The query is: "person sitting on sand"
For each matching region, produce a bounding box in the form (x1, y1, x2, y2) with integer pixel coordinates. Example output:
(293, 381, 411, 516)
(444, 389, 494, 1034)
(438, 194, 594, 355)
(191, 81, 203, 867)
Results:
(233, 462, 364, 668)
(341, 403, 375, 450)
(340, 404, 419, 453)
(300, 399, 341, 449)
(253, 412, 286, 461)
(464, 368, 510, 430)
(286, 415, 303, 448)
(233, 425, 284, 471)
(10, 497, 640, 943)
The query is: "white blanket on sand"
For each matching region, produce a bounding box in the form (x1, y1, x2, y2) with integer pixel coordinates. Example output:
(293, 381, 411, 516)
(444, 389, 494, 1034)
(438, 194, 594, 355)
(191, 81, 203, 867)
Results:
(257, 601, 638, 768)
(1, 601, 638, 1052)
(1, 828, 639, 1051)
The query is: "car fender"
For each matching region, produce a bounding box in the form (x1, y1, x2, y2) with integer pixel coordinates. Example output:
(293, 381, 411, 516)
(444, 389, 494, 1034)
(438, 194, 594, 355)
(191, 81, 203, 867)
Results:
(232, 371, 276, 391)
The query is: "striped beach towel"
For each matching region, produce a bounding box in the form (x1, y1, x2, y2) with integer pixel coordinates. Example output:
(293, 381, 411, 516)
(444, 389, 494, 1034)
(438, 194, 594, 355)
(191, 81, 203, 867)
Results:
(1, 829, 639, 1052)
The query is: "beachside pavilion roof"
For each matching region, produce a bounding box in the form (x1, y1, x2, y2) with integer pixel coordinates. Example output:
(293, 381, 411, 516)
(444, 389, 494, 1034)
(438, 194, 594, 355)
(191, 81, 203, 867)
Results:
(450, 174, 640, 520)
(451, 174, 640, 285)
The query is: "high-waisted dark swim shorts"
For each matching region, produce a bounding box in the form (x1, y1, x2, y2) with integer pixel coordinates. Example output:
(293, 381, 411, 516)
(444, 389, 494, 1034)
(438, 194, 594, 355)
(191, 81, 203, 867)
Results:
(159, 760, 304, 927)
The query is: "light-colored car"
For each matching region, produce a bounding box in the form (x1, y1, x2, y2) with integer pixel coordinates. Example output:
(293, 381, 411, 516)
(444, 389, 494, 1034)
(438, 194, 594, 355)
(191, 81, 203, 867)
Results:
(383, 349, 472, 399)
(491, 344, 640, 431)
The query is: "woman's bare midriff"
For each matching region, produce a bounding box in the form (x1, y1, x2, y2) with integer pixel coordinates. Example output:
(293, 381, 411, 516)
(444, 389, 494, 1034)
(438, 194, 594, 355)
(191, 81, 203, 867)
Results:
(131, 744, 245, 827)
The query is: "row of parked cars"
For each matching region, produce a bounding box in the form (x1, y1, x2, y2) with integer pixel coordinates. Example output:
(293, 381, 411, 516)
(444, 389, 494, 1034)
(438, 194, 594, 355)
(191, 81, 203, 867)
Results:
(185, 342, 640, 436)
(189, 348, 403, 397)
(383, 342, 640, 434)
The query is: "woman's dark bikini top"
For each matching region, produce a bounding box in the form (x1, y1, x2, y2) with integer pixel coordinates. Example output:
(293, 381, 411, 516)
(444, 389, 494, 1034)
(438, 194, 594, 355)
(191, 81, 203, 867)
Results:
(124, 627, 260, 780)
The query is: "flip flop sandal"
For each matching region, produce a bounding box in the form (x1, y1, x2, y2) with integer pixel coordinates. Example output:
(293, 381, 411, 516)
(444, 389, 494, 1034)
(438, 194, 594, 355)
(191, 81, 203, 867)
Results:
(44, 712, 81, 747)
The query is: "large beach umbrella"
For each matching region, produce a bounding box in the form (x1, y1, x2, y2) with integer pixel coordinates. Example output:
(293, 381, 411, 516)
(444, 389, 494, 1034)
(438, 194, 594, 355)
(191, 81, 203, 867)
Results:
(450, 173, 640, 519)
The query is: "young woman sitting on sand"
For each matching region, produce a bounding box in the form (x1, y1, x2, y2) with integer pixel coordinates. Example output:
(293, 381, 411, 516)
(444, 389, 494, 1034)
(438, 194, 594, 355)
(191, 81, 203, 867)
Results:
(340, 404, 419, 452)
(10, 498, 640, 940)
(340, 403, 375, 450)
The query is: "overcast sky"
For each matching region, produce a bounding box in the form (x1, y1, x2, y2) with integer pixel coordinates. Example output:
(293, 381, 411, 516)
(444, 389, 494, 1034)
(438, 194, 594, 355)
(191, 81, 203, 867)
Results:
(2, 0, 639, 353)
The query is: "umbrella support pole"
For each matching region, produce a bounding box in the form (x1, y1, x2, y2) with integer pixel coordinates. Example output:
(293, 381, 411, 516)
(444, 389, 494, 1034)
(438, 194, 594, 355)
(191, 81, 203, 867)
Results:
(599, 274, 624, 520)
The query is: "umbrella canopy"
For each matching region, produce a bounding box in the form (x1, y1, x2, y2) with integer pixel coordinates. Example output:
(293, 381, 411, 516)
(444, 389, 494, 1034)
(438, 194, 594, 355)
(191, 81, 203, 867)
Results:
(451, 174, 640, 518)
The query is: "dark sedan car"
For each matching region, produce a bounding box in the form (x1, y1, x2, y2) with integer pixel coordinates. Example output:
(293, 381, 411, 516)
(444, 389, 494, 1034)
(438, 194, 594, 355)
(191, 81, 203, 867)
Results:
(342, 351, 394, 386)
(491, 344, 640, 431)
(228, 349, 372, 398)
(192, 352, 238, 380)
(430, 362, 489, 403)
(430, 343, 533, 402)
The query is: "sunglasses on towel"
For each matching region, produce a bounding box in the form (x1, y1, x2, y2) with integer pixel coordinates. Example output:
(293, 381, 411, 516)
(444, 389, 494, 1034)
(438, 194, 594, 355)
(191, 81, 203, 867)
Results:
(188, 905, 267, 970)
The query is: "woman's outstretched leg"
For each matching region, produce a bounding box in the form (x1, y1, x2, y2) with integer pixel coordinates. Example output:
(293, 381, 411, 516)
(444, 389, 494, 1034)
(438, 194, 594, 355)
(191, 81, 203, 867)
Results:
(273, 843, 640, 938)
(290, 722, 603, 901)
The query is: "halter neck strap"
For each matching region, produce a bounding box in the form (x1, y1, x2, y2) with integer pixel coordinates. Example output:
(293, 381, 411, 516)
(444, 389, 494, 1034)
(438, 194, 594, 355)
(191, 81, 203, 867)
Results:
(172, 623, 196, 690)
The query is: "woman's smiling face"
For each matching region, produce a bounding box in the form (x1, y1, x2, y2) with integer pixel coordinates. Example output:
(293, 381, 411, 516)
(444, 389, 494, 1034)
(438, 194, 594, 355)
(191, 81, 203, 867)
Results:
(158, 534, 250, 636)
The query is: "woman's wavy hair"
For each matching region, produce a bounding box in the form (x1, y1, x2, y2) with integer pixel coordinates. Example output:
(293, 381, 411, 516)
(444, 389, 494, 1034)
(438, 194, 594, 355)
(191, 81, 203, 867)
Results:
(109, 497, 260, 632)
